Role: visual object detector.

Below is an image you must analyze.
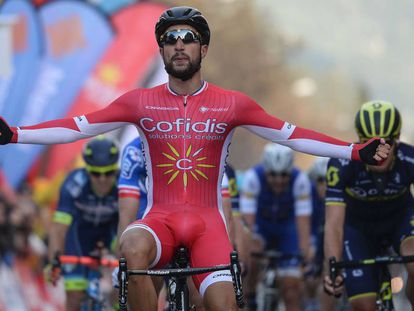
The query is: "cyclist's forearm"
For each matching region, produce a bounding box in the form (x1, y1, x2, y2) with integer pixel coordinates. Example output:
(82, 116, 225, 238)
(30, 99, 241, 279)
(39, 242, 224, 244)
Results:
(223, 198, 235, 245)
(324, 205, 345, 261)
(241, 213, 255, 232)
(48, 222, 68, 261)
(296, 215, 311, 259)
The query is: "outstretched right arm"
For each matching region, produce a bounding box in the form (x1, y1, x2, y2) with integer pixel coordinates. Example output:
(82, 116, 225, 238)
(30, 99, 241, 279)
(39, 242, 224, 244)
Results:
(0, 91, 139, 145)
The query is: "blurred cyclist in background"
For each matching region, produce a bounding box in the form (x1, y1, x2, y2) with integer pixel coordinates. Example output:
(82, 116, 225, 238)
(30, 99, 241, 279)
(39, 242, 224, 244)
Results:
(324, 101, 414, 311)
(223, 164, 253, 276)
(117, 136, 147, 250)
(305, 157, 336, 311)
(241, 143, 313, 311)
(47, 136, 119, 311)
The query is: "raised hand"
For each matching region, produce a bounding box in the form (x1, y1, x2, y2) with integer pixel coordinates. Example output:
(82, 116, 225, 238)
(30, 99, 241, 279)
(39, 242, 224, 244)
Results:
(0, 117, 14, 145)
(352, 137, 391, 165)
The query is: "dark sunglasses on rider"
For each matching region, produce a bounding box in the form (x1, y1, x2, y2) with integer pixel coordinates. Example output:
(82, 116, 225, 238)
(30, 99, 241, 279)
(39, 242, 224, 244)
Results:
(89, 170, 117, 178)
(160, 29, 200, 46)
(267, 171, 290, 178)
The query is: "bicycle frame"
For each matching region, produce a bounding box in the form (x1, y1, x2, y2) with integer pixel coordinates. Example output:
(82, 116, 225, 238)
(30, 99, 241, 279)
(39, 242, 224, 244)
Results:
(118, 248, 245, 311)
(252, 250, 303, 311)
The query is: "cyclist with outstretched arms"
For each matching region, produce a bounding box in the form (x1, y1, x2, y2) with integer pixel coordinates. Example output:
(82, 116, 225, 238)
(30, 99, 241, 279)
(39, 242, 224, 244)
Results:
(0, 6, 390, 311)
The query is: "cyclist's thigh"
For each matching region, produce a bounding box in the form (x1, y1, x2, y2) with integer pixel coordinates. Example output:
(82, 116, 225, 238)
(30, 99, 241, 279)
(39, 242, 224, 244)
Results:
(394, 209, 414, 254)
(343, 224, 380, 302)
(349, 296, 377, 311)
(394, 210, 414, 273)
(203, 281, 238, 311)
(189, 210, 233, 296)
(120, 216, 175, 268)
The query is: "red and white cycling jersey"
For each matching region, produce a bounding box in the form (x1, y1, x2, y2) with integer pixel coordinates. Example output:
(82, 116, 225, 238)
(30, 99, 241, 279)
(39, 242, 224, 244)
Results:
(13, 81, 353, 214)
(12, 81, 356, 291)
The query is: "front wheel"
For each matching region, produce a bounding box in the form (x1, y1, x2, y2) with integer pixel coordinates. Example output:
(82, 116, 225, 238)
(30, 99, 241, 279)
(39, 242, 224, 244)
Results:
(262, 293, 278, 311)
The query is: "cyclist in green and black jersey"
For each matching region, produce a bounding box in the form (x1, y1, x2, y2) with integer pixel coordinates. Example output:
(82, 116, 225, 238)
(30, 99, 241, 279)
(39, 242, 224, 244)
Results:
(323, 101, 414, 311)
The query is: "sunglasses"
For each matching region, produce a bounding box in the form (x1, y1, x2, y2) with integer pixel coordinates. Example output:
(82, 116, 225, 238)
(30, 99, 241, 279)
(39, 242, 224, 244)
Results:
(89, 170, 117, 178)
(160, 29, 200, 46)
(267, 171, 290, 178)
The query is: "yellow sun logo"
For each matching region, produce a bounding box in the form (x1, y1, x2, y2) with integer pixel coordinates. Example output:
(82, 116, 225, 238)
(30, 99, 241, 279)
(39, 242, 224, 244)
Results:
(156, 142, 215, 187)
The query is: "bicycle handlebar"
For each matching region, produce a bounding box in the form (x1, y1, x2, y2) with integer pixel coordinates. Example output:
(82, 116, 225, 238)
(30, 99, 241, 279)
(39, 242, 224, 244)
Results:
(118, 251, 245, 310)
(127, 264, 230, 277)
(230, 251, 245, 309)
(330, 255, 414, 270)
(59, 255, 119, 268)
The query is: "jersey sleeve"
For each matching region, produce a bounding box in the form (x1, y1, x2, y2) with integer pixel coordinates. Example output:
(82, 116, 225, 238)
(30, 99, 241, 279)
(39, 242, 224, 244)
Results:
(240, 169, 261, 214)
(325, 158, 348, 207)
(14, 91, 140, 144)
(221, 172, 230, 199)
(118, 138, 146, 200)
(233, 92, 354, 160)
(53, 178, 77, 226)
(293, 172, 312, 216)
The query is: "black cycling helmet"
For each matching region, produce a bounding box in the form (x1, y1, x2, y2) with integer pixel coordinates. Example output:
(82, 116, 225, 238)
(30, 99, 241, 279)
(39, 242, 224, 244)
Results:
(155, 6, 210, 47)
(355, 100, 402, 142)
(82, 136, 119, 170)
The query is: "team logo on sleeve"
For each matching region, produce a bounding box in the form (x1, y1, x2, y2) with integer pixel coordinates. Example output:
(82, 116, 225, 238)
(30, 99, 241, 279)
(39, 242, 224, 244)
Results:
(121, 146, 144, 179)
(156, 142, 215, 187)
(327, 166, 340, 187)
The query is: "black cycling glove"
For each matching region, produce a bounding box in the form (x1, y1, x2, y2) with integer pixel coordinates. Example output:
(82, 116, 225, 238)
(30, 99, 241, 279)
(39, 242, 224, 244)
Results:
(0, 117, 14, 145)
(352, 137, 382, 165)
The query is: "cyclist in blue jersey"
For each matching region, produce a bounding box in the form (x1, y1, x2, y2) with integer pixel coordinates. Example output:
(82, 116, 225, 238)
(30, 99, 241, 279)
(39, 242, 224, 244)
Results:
(308, 157, 329, 275)
(324, 101, 414, 311)
(222, 164, 252, 271)
(47, 136, 119, 311)
(117, 136, 147, 244)
(241, 143, 313, 311)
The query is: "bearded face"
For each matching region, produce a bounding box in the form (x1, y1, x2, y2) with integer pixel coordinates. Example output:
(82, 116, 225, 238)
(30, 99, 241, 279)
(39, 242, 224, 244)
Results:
(163, 49, 202, 81)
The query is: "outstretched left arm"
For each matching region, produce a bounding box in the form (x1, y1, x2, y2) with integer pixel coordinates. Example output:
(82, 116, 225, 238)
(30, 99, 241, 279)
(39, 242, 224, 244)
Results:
(234, 93, 390, 164)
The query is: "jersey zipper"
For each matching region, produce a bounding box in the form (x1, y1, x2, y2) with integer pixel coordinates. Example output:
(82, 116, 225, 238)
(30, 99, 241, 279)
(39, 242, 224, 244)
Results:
(183, 95, 189, 196)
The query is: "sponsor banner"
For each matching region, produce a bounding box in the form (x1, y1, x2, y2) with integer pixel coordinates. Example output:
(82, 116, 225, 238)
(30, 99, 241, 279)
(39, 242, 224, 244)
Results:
(0, 0, 43, 123)
(90, 0, 137, 15)
(3, 0, 114, 187)
(42, 2, 166, 179)
(119, 57, 168, 148)
(32, 0, 136, 14)
(0, 0, 43, 180)
(32, 0, 50, 6)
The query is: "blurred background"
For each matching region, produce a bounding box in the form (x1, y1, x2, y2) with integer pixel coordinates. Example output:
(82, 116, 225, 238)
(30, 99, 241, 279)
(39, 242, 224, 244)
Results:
(0, 0, 413, 309)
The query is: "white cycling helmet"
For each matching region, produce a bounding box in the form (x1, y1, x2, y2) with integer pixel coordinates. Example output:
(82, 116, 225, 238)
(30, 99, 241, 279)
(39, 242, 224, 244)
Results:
(262, 143, 294, 173)
(308, 157, 329, 181)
